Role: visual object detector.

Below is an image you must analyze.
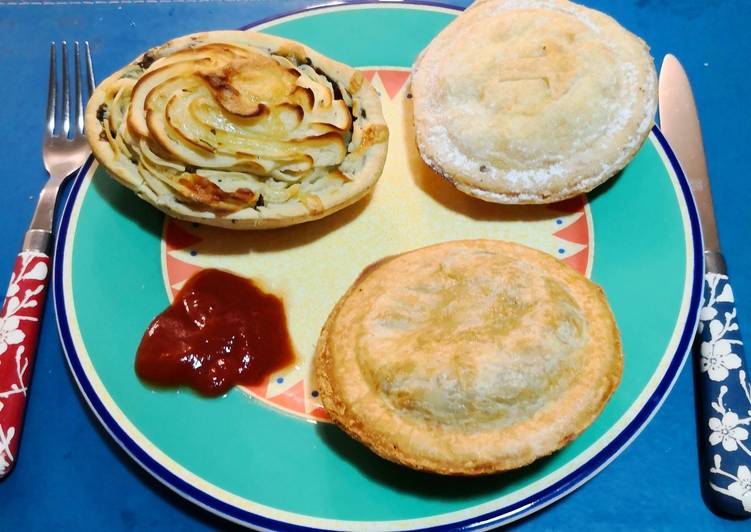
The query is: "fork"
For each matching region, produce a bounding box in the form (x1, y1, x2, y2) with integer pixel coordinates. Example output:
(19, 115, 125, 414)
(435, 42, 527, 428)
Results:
(0, 41, 94, 478)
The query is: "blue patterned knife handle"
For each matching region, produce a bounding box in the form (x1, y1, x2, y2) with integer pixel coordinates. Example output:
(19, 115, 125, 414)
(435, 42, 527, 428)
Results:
(698, 269, 751, 516)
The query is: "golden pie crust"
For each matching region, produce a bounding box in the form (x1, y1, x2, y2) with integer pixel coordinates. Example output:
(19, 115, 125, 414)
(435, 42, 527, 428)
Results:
(411, 0, 657, 204)
(315, 240, 622, 475)
(85, 31, 388, 229)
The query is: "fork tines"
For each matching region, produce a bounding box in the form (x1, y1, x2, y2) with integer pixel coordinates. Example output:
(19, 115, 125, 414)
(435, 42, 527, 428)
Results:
(47, 41, 95, 139)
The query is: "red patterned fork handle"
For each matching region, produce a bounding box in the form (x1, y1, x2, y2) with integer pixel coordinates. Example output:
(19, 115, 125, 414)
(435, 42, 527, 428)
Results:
(0, 251, 49, 477)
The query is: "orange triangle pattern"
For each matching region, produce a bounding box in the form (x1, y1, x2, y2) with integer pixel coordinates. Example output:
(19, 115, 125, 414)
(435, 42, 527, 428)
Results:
(554, 213, 589, 245)
(562, 247, 589, 274)
(361, 69, 410, 99)
(242, 379, 329, 420)
(165, 255, 201, 296)
(268, 379, 305, 409)
(377, 70, 410, 99)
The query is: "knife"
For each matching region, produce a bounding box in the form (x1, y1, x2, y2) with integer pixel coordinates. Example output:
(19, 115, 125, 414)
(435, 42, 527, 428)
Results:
(659, 54, 751, 517)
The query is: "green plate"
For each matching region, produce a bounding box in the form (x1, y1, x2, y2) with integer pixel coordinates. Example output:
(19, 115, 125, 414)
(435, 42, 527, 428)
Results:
(53, 3, 702, 530)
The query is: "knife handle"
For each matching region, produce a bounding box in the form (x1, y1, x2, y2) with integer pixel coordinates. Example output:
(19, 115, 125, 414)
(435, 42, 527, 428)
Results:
(0, 250, 50, 478)
(698, 270, 751, 517)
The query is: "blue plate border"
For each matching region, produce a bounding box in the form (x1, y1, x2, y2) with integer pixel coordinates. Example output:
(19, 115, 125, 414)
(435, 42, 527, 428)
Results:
(52, 3, 704, 529)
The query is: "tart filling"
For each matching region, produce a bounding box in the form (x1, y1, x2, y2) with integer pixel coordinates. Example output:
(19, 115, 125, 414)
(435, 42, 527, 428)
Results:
(86, 31, 388, 228)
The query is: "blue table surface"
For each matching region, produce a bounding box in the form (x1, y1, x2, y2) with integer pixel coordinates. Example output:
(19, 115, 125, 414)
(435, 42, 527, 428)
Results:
(1, 0, 750, 530)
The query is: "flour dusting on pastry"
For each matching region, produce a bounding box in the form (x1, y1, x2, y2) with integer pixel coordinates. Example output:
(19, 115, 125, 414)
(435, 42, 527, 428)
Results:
(411, 0, 657, 204)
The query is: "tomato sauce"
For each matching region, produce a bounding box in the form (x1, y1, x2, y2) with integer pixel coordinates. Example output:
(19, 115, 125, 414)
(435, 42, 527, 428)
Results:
(135, 269, 296, 396)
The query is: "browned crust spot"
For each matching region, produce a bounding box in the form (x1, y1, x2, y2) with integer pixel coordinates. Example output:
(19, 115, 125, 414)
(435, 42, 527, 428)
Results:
(177, 174, 257, 212)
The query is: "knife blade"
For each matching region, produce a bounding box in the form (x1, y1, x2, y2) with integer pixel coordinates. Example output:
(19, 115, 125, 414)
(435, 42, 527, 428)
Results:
(659, 55, 722, 266)
(659, 54, 751, 518)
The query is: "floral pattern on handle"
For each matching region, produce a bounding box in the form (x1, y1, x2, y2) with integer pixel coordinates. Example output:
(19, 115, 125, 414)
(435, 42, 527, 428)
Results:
(0, 251, 49, 477)
(699, 273, 751, 514)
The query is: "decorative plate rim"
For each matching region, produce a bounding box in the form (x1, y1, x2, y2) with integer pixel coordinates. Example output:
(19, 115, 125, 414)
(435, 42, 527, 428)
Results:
(52, 2, 704, 530)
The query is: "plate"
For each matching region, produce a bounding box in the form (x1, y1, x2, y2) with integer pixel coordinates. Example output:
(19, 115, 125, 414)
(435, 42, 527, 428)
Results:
(54, 3, 702, 530)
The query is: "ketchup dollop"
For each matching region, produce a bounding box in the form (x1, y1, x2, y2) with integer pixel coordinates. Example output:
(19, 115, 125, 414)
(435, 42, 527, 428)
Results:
(135, 268, 296, 396)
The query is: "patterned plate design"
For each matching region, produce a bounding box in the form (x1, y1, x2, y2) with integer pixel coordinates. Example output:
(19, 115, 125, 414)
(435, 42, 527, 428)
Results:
(54, 3, 702, 530)
(160, 67, 594, 422)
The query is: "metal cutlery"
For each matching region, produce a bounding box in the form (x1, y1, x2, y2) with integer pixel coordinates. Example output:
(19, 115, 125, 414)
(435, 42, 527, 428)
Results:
(0, 41, 94, 478)
(659, 54, 751, 517)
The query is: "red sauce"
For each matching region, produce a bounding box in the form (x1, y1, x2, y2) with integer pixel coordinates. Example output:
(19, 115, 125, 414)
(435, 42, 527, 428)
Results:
(135, 268, 296, 396)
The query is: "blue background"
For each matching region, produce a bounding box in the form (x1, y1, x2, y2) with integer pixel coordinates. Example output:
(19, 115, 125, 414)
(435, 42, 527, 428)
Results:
(1, 0, 750, 529)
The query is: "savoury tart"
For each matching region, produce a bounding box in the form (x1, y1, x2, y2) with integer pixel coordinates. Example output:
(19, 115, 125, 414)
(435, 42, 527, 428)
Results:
(411, 0, 657, 204)
(315, 240, 622, 475)
(85, 31, 388, 229)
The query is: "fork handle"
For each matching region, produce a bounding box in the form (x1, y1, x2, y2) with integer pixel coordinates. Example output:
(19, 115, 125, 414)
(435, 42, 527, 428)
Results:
(0, 249, 50, 478)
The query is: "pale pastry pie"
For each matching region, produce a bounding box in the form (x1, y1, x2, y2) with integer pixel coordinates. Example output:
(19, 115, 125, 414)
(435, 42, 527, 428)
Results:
(411, 0, 657, 204)
(85, 31, 388, 229)
(315, 240, 622, 475)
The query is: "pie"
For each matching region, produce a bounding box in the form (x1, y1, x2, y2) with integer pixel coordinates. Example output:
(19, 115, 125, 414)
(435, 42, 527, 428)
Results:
(411, 0, 657, 204)
(85, 31, 388, 229)
(315, 240, 623, 474)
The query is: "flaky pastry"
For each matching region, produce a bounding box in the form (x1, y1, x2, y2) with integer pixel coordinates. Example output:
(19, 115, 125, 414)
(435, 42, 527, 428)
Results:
(86, 31, 388, 229)
(411, 0, 657, 204)
(316, 240, 622, 475)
